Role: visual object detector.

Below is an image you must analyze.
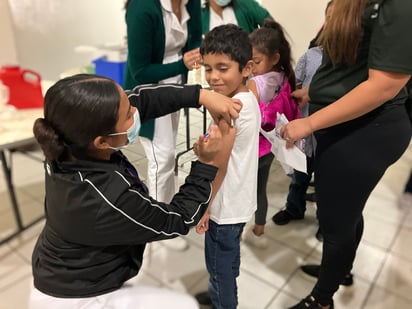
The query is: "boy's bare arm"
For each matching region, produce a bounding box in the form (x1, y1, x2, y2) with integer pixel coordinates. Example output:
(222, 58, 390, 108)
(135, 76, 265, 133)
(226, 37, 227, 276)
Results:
(195, 119, 237, 234)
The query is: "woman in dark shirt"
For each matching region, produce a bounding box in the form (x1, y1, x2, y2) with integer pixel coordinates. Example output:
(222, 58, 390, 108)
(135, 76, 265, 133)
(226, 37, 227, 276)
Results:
(282, 0, 412, 308)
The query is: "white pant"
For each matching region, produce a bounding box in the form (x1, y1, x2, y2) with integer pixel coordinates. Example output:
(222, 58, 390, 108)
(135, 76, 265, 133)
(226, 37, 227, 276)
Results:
(140, 111, 180, 203)
(29, 284, 199, 309)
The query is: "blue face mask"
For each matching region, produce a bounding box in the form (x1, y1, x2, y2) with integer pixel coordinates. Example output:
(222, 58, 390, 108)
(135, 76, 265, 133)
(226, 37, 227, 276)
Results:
(215, 0, 231, 7)
(108, 110, 141, 150)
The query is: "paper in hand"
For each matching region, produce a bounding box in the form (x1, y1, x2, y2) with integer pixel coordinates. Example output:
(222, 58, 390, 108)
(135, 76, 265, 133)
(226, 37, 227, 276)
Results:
(260, 113, 307, 174)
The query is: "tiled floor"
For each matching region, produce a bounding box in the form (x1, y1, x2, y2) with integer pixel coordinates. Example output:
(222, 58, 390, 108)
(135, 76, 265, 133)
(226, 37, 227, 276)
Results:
(1, 109, 411, 309)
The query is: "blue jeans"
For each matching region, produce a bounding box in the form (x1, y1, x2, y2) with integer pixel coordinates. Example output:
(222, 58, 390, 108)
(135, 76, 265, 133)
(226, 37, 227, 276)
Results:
(205, 220, 245, 309)
(285, 155, 315, 218)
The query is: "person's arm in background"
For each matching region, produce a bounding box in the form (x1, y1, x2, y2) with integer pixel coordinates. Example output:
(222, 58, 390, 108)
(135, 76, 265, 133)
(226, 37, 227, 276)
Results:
(235, 0, 273, 32)
(125, 0, 187, 84)
(294, 52, 307, 90)
(293, 47, 324, 109)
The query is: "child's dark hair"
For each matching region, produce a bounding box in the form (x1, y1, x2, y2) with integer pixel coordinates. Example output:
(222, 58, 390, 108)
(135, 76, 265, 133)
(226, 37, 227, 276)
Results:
(200, 24, 252, 71)
(33, 74, 120, 162)
(249, 19, 296, 90)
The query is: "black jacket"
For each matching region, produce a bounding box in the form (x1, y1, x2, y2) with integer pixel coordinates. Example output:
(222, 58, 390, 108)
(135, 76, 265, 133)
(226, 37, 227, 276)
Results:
(32, 84, 217, 297)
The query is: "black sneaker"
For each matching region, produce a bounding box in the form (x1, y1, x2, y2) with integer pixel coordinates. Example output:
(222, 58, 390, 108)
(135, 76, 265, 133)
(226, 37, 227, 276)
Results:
(289, 295, 334, 309)
(272, 210, 303, 225)
(301, 264, 354, 286)
(194, 291, 212, 306)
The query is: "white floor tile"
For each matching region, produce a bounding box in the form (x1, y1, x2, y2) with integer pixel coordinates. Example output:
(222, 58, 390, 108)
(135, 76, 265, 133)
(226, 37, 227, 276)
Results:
(0, 272, 32, 309)
(0, 250, 32, 291)
(351, 241, 387, 283)
(362, 215, 399, 250)
(265, 218, 320, 256)
(390, 226, 412, 262)
(363, 285, 412, 309)
(240, 239, 307, 290)
(333, 280, 371, 309)
(139, 240, 206, 292)
(401, 206, 412, 229)
(267, 290, 299, 309)
(282, 267, 319, 299)
(364, 193, 406, 226)
(0, 151, 44, 193)
(375, 253, 412, 301)
(237, 270, 279, 309)
(8, 227, 44, 263)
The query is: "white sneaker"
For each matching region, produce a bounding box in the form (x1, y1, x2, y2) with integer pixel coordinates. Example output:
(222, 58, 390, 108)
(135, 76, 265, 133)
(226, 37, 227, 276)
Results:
(243, 228, 268, 249)
(161, 237, 189, 251)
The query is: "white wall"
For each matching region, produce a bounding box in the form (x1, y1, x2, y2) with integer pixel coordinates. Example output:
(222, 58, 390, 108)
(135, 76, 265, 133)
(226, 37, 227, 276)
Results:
(3, 0, 126, 80)
(262, 0, 330, 64)
(0, 0, 18, 65)
(1, 0, 329, 81)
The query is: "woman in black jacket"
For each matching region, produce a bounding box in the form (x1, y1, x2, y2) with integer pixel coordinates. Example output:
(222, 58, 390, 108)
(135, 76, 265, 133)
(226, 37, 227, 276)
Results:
(30, 74, 240, 308)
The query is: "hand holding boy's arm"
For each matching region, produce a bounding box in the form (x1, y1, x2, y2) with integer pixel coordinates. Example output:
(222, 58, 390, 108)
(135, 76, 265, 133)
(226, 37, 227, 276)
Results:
(199, 89, 243, 125)
(194, 119, 236, 173)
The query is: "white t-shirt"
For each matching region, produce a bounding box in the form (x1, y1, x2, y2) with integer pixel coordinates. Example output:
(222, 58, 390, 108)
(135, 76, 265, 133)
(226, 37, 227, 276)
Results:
(209, 90, 260, 225)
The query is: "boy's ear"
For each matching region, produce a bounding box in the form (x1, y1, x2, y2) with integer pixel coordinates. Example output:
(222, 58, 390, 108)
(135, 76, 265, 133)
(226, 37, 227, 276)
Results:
(242, 60, 254, 78)
(92, 136, 111, 150)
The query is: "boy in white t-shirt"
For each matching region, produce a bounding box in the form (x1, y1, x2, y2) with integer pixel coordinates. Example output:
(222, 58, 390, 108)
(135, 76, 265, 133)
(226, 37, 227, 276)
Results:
(196, 24, 260, 309)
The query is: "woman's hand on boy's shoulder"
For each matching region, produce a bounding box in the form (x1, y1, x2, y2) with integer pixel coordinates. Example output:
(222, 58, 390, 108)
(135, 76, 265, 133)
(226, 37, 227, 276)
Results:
(199, 89, 243, 124)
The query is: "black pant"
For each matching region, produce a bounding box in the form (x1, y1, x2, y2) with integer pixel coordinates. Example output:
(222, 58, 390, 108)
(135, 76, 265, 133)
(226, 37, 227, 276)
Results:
(256, 153, 275, 225)
(311, 106, 411, 304)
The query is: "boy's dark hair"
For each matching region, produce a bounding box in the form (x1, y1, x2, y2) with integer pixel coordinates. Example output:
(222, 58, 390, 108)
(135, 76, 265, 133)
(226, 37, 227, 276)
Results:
(249, 19, 296, 90)
(200, 24, 252, 71)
